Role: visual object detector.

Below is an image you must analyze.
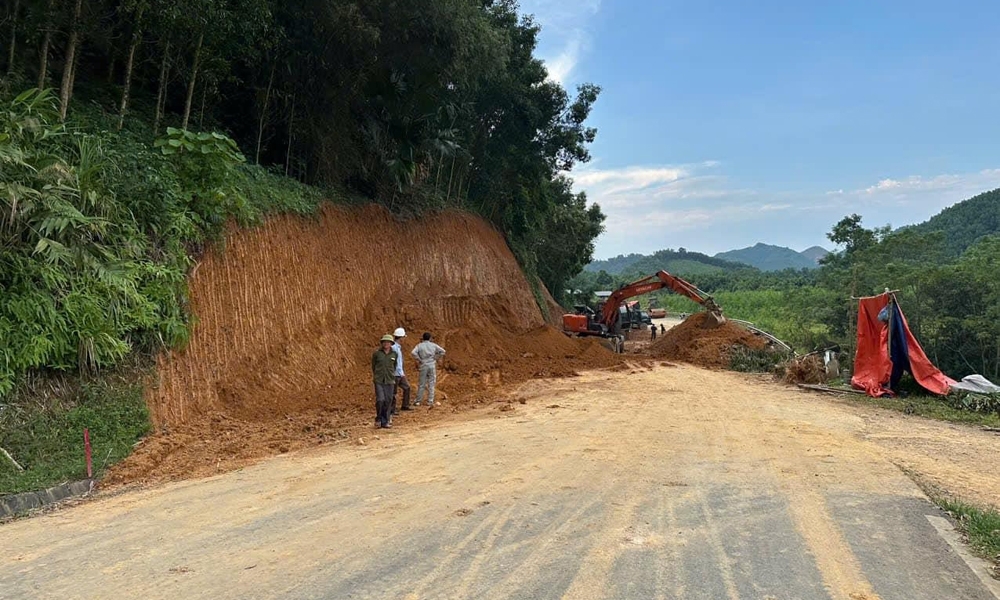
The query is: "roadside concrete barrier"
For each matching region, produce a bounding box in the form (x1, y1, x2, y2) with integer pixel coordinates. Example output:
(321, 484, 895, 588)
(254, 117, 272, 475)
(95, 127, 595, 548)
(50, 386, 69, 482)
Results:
(0, 480, 94, 519)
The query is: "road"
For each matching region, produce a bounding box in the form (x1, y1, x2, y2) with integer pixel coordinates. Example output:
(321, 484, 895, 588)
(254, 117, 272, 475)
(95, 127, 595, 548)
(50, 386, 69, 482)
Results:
(3, 365, 999, 600)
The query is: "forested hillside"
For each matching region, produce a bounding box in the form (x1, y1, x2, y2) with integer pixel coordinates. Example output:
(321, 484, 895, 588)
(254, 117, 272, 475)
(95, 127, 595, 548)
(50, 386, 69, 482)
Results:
(0, 0, 604, 391)
(908, 188, 1000, 256)
(800, 246, 831, 264)
(0, 0, 607, 491)
(715, 243, 818, 272)
(585, 248, 746, 276)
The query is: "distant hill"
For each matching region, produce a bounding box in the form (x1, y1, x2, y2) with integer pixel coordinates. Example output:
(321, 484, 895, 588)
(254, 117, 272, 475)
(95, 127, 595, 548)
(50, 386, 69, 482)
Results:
(714, 243, 818, 272)
(800, 246, 831, 264)
(586, 249, 749, 277)
(908, 188, 1000, 256)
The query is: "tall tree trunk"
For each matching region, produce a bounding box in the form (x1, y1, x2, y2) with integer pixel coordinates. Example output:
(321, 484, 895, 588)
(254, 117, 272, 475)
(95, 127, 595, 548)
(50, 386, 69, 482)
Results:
(6, 0, 20, 75)
(255, 62, 276, 164)
(153, 40, 170, 134)
(67, 41, 79, 107)
(180, 32, 203, 130)
(36, 0, 55, 89)
(434, 152, 444, 195)
(116, 35, 139, 131)
(58, 0, 84, 121)
(198, 82, 207, 129)
(445, 155, 457, 202)
(285, 93, 295, 177)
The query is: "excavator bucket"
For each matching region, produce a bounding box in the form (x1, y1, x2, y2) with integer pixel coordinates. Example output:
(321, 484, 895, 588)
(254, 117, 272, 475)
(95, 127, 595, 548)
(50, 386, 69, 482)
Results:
(703, 310, 727, 329)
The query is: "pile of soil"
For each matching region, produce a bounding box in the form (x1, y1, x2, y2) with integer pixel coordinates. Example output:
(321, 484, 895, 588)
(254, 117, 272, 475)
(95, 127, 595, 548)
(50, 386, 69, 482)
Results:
(106, 205, 620, 487)
(647, 312, 767, 369)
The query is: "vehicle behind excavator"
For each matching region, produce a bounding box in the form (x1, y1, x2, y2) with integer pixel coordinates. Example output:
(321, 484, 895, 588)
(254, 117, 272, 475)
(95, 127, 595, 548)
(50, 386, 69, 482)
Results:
(562, 270, 724, 352)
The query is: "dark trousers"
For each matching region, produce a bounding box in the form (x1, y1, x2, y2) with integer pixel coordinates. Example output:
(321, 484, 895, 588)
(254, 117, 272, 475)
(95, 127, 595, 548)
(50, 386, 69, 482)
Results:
(375, 383, 394, 427)
(394, 375, 411, 411)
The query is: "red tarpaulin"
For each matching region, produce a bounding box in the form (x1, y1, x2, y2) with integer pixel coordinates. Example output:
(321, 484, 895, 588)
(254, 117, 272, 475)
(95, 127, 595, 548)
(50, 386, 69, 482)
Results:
(851, 294, 955, 397)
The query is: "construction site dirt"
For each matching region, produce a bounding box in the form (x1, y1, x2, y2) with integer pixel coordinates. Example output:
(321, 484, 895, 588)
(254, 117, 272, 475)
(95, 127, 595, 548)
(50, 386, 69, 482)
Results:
(647, 311, 769, 368)
(6, 206, 1000, 599)
(6, 366, 999, 599)
(106, 206, 624, 487)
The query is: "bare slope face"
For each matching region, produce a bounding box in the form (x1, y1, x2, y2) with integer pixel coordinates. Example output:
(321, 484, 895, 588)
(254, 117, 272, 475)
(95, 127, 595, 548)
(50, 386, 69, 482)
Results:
(116, 205, 616, 484)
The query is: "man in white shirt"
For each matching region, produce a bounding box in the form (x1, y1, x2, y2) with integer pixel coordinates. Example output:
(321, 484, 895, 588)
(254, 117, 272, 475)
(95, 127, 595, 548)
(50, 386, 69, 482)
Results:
(411, 332, 446, 407)
(392, 327, 411, 413)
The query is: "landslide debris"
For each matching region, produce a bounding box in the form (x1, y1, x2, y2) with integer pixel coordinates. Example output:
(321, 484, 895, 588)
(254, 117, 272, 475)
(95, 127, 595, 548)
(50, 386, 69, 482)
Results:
(648, 312, 767, 369)
(106, 205, 619, 486)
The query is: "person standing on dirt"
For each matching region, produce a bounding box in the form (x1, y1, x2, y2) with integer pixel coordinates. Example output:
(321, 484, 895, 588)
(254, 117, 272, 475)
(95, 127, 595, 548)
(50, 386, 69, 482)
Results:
(660, 324, 666, 335)
(392, 327, 412, 413)
(373, 335, 398, 429)
(650, 323, 657, 341)
(411, 332, 446, 407)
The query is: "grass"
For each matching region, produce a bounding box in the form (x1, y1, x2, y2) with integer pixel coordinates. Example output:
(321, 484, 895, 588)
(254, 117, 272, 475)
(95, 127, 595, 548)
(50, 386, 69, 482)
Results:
(0, 364, 152, 496)
(905, 469, 1000, 571)
(829, 388, 1000, 428)
(936, 498, 1000, 565)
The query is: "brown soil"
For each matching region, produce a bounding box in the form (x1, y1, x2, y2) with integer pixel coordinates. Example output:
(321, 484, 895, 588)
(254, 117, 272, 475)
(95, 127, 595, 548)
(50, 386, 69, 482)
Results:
(12, 365, 1000, 599)
(647, 312, 767, 368)
(105, 204, 619, 487)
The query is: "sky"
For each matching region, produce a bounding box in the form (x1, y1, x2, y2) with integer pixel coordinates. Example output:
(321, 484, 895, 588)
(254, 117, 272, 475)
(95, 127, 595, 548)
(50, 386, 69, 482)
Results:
(518, 0, 1000, 259)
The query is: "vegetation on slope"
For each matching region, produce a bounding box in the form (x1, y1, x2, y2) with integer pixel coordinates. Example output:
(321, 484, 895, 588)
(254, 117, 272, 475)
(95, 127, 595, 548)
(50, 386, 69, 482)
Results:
(908, 188, 1000, 256)
(575, 195, 1000, 397)
(1, 0, 605, 302)
(0, 0, 607, 494)
(585, 248, 747, 276)
(715, 243, 819, 272)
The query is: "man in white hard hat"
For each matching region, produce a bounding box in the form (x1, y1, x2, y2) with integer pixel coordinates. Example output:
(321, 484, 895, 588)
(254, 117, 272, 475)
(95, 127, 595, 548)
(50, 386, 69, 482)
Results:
(391, 327, 412, 413)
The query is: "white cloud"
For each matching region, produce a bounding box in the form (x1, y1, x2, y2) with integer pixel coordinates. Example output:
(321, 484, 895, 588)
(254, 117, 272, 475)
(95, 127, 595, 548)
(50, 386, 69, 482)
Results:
(518, 0, 601, 84)
(572, 162, 807, 255)
(545, 34, 584, 84)
(853, 170, 1000, 199)
(574, 165, 686, 191)
(581, 163, 1000, 258)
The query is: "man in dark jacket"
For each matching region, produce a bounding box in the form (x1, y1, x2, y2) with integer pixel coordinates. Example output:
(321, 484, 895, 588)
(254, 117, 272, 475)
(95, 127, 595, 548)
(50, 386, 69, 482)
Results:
(372, 335, 398, 429)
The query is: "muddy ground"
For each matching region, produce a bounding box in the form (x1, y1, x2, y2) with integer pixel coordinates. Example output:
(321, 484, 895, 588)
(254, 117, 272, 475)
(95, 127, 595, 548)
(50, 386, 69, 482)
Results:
(3, 364, 999, 600)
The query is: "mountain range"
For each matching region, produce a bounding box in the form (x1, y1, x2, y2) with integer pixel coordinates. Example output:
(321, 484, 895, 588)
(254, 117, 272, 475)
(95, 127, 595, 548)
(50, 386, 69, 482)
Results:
(715, 243, 829, 271)
(586, 244, 829, 274)
(587, 187, 1000, 275)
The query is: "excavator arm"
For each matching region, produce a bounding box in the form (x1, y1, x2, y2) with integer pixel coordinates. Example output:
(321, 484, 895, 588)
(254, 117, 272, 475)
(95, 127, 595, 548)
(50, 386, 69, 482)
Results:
(600, 271, 724, 329)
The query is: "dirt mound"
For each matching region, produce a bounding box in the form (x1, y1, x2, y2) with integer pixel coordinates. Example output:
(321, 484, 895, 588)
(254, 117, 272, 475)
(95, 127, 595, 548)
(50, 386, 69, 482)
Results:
(647, 312, 767, 368)
(106, 204, 619, 486)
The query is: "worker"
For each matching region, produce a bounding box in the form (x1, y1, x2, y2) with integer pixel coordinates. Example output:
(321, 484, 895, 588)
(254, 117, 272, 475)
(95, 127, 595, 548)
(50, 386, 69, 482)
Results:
(660, 324, 666, 335)
(650, 323, 657, 341)
(392, 327, 412, 413)
(411, 332, 446, 407)
(372, 335, 398, 429)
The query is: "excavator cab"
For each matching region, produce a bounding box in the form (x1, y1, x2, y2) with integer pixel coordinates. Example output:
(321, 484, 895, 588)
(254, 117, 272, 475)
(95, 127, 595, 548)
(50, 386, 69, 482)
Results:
(562, 305, 609, 336)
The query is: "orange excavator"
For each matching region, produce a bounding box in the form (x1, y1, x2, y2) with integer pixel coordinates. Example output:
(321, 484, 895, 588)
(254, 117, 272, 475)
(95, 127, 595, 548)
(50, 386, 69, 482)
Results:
(563, 270, 725, 352)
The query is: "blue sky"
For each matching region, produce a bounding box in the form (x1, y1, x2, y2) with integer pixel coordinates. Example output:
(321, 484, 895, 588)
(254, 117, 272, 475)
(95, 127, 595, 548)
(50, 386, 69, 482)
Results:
(519, 0, 1000, 258)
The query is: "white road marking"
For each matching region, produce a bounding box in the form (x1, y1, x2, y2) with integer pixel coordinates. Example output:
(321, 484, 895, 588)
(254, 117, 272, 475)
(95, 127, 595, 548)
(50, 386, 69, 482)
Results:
(926, 514, 1000, 599)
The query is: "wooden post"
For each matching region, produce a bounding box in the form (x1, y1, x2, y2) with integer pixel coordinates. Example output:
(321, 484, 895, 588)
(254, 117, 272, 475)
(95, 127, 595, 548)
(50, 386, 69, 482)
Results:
(83, 428, 93, 478)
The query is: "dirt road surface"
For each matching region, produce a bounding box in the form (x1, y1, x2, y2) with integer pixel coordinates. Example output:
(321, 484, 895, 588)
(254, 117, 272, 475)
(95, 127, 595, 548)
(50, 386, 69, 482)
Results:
(4, 365, 1000, 600)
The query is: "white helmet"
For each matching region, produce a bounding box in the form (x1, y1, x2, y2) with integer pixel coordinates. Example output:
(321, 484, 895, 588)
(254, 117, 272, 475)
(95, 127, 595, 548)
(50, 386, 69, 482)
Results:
(393, 327, 406, 338)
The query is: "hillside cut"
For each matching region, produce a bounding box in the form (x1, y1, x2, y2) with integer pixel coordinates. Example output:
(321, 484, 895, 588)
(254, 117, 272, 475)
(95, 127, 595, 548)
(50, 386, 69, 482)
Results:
(111, 205, 617, 485)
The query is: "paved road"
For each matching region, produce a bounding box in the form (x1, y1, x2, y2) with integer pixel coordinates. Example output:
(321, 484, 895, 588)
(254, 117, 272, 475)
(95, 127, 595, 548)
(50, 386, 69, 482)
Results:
(3, 366, 998, 600)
